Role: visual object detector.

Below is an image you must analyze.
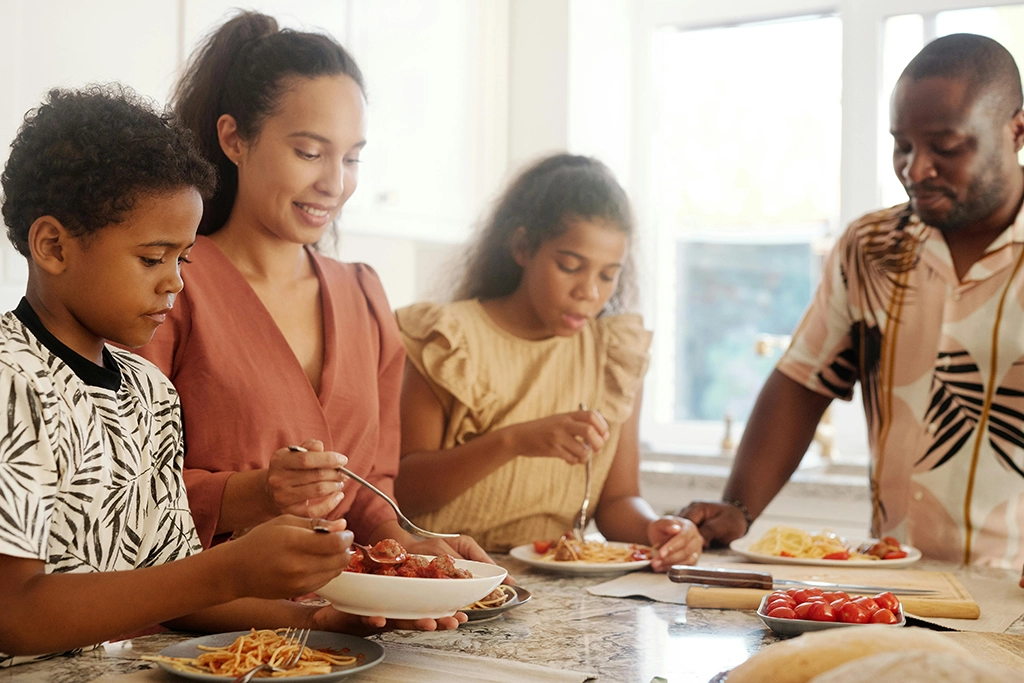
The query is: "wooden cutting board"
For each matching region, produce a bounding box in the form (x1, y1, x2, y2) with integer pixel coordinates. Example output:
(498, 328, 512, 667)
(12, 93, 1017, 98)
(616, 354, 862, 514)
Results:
(685, 561, 980, 619)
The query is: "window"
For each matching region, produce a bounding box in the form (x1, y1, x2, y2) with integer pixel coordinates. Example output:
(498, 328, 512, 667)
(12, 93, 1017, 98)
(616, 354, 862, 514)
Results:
(637, 1, 1024, 462)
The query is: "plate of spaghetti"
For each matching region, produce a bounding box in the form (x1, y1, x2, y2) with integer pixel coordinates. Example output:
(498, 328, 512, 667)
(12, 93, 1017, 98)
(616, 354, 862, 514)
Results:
(463, 584, 532, 622)
(730, 526, 921, 567)
(143, 628, 383, 681)
(509, 537, 653, 575)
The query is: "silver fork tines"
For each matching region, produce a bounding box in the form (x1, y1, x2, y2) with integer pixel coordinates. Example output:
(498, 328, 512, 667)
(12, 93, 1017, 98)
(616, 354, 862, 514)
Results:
(287, 445, 458, 539)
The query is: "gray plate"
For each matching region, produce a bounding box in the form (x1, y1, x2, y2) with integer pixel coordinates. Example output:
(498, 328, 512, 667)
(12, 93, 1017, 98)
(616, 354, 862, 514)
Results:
(464, 585, 532, 621)
(152, 630, 384, 681)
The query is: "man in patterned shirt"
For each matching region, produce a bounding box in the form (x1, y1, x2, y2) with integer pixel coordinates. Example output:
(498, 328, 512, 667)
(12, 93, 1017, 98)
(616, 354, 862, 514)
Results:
(681, 33, 1024, 585)
(0, 87, 464, 666)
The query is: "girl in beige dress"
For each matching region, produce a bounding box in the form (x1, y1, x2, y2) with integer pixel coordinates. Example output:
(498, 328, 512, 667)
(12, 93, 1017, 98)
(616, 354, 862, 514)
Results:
(395, 154, 702, 572)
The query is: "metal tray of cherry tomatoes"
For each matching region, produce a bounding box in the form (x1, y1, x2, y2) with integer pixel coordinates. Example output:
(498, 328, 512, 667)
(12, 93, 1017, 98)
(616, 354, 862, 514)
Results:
(756, 589, 905, 636)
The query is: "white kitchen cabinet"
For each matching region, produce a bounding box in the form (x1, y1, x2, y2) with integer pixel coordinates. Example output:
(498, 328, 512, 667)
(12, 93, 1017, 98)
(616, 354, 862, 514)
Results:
(0, 0, 181, 310)
(341, 0, 508, 244)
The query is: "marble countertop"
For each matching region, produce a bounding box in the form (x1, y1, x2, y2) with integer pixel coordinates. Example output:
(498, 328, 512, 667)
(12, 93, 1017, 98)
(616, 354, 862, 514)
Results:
(4, 552, 1023, 683)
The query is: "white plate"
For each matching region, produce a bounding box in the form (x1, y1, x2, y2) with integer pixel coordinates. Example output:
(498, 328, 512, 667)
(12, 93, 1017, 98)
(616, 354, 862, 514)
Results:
(508, 542, 652, 575)
(316, 556, 507, 619)
(152, 631, 383, 681)
(755, 595, 906, 636)
(729, 536, 922, 568)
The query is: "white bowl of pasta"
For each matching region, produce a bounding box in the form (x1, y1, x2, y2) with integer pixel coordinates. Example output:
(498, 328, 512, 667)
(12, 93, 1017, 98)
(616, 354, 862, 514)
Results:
(316, 555, 507, 620)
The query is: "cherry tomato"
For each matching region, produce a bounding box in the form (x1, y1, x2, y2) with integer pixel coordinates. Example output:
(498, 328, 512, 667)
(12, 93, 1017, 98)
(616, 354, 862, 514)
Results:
(532, 540, 551, 554)
(794, 602, 815, 619)
(804, 587, 824, 597)
(785, 588, 802, 597)
(872, 592, 900, 612)
(882, 536, 900, 546)
(767, 599, 794, 612)
(801, 596, 828, 604)
(870, 608, 899, 624)
(837, 602, 870, 624)
(883, 550, 908, 560)
(821, 591, 849, 602)
(829, 597, 850, 611)
(767, 606, 797, 619)
(822, 551, 850, 560)
(791, 589, 813, 604)
(852, 596, 880, 614)
(807, 602, 836, 622)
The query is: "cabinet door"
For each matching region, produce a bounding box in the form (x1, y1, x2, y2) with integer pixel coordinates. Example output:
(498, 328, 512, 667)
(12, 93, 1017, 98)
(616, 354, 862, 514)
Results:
(342, 0, 507, 244)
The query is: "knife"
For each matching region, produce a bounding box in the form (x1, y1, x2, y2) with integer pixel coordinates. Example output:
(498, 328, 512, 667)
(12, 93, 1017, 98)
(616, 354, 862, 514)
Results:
(667, 566, 941, 595)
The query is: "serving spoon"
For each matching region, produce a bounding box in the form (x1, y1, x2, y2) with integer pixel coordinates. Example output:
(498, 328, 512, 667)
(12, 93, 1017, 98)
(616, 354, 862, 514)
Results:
(287, 445, 459, 539)
(352, 541, 408, 566)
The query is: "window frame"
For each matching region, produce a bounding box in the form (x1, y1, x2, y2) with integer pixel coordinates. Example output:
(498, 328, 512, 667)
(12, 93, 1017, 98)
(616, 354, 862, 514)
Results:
(630, 0, 1024, 458)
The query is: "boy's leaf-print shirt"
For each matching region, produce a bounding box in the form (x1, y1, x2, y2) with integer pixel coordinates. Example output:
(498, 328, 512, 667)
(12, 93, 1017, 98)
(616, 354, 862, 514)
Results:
(779, 203, 1024, 570)
(0, 302, 201, 666)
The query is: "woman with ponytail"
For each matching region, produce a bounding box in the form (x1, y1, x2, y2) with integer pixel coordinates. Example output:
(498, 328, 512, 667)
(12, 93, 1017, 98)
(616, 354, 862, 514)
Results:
(134, 11, 488, 567)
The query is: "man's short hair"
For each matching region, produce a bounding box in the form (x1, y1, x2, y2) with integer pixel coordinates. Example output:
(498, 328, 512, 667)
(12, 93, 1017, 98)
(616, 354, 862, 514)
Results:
(901, 33, 1023, 116)
(1, 85, 217, 257)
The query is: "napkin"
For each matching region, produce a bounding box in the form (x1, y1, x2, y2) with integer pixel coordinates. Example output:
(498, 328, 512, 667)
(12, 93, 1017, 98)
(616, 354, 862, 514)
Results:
(585, 572, 688, 604)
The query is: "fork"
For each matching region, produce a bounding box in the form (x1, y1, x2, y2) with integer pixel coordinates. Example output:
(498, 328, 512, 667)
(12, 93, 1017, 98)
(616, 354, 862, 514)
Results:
(287, 445, 458, 539)
(573, 404, 594, 543)
(232, 628, 310, 683)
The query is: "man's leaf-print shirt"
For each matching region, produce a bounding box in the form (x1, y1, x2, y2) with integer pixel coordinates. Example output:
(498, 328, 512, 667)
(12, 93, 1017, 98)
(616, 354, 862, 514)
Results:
(0, 300, 201, 666)
(779, 203, 1024, 570)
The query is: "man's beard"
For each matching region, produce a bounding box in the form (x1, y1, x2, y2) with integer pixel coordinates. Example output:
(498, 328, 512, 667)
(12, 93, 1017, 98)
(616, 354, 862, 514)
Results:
(914, 171, 1006, 233)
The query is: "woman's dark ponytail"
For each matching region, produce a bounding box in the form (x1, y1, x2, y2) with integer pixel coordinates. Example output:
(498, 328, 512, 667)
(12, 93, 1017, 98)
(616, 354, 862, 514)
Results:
(171, 11, 364, 235)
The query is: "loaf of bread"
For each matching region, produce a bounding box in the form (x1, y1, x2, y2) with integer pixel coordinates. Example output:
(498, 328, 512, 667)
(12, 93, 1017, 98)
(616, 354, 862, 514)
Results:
(808, 649, 1020, 682)
(725, 626, 972, 683)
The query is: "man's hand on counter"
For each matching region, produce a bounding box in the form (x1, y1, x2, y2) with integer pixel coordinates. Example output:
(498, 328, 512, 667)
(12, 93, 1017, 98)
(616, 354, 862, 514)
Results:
(677, 500, 749, 548)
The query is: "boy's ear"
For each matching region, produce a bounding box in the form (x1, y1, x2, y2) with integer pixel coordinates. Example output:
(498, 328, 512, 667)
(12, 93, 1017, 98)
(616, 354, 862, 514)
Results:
(510, 226, 531, 267)
(217, 114, 245, 165)
(27, 216, 71, 275)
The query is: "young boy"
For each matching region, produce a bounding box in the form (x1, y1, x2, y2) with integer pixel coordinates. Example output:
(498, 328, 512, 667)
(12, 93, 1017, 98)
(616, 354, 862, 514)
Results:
(0, 87, 461, 666)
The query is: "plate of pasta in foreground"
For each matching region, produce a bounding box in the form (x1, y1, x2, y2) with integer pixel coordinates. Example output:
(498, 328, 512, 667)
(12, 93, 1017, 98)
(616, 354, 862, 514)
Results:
(729, 525, 921, 568)
(144, 629, 384, 681)
(509, 537, 653, 575)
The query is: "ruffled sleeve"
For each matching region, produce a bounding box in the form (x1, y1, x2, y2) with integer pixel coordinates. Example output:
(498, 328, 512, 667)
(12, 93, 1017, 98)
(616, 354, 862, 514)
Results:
(395, 302, 501, 431)
(596, 314, 652, 423)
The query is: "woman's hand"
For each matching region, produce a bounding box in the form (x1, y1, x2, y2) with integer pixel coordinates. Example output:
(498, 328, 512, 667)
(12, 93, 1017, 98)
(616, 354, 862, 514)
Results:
(265, 439, 349, 518)
(223, 515, 353, 600)
(647, 515, 703, 573)
(310, 605, 466, 635)
(502, 409, 610, 465)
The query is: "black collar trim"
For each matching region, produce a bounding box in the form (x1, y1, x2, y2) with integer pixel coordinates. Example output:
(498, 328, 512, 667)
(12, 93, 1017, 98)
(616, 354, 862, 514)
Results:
(13, 298, 122, 391)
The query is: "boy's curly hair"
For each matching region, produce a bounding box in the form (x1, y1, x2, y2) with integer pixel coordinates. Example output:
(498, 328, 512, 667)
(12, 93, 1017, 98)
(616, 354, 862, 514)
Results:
(1, 85, 216, 257)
